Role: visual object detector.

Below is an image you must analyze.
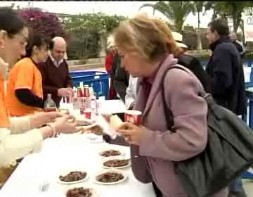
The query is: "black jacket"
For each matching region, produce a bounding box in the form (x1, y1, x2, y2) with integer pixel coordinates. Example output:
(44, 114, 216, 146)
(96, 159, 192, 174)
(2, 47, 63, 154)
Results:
(206, 37, 247, 115)
(113, 55, 129, 101)
(177, 54, 211, 93)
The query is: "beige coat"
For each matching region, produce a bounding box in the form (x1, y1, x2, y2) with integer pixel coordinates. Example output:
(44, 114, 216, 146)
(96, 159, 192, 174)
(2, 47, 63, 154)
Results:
(0, 116, 43, 167)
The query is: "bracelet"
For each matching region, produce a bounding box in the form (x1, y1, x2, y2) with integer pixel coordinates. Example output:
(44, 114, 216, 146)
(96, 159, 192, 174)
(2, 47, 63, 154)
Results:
(47, 123, 58, 138)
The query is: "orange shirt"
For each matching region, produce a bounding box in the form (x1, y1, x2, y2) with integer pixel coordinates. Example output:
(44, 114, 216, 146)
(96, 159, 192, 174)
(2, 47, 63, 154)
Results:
(6, 58, 43, 116)
(0, 74, 10, 128)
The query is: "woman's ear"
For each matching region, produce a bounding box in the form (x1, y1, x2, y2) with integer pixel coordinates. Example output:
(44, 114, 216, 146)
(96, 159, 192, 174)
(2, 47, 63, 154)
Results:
(32, 45, 39, 54)
(0, 30, 7, 49)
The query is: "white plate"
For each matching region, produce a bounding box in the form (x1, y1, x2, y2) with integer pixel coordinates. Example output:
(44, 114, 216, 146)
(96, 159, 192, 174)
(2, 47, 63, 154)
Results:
(93, 170, 128, 185)
(99, 149, 124, 158)
(57, 171, 89, 185)
(102, 156, 131, 169)
(65, 187, 99, 197)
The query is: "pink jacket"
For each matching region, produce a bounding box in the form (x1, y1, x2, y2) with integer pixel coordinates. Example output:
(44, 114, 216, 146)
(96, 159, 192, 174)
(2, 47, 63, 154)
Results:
(131, 54, 227, 197)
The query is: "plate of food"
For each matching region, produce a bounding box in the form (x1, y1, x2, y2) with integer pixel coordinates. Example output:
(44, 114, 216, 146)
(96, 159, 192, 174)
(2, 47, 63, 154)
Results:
(102, 157, 131, 169)
(58, 171, 89, 185)
(66, 187, 98, 197)
(94, 170, 127, 185)
(99, 149, 123, 157)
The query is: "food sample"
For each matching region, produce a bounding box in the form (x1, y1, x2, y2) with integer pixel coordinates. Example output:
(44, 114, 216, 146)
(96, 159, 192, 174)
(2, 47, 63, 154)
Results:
(100, 150, 121, 157)
(66, 187, 92, 197)
(103, 159, 130, 168)
(96, 172, 124, 183)
(109, 115, 123, 130)
(89, 125, 103, 135)
(59, 171, 87, 182)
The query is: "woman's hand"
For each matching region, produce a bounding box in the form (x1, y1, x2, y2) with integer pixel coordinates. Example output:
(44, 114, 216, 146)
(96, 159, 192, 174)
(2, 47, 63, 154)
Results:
(53, 115, 81, 134)
(30, 111, 62, 128)
(117, 122, 145, 145)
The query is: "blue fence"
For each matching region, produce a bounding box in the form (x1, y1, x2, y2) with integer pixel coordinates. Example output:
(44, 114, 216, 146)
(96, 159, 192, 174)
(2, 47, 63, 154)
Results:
(70, 71, 109, 99)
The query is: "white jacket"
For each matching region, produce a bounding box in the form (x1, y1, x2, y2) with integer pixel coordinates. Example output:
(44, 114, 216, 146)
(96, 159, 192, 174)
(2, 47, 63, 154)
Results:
(0, 116, 43, 167)
(125, 76, 138, 109)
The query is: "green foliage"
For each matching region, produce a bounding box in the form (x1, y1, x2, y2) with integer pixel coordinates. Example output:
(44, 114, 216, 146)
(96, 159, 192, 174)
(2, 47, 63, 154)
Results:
(63, 13, 126, 59)
(208, 1, 253, 32)
(64, 13, 126, 33)
(140, 1, 194, 33)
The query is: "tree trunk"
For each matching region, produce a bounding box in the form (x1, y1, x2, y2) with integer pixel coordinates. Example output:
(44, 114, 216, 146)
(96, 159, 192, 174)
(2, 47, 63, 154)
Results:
(99, 29, 107, 58)
(197, 11, 202, 50)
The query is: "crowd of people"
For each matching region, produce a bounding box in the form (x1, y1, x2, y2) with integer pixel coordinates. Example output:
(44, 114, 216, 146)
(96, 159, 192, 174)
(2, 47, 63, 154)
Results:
(0, 6, 249, 197)
(0, 8, 81, 186)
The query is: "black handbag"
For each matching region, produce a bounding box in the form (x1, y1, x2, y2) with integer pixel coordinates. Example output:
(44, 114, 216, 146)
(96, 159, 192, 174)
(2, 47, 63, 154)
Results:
(161, 66, 253, 197)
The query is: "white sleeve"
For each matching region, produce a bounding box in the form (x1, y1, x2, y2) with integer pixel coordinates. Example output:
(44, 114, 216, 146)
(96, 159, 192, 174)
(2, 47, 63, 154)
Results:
(9, 116, 31, 134)
(0, 128, 43, 167)
(125, 76, 137, 109)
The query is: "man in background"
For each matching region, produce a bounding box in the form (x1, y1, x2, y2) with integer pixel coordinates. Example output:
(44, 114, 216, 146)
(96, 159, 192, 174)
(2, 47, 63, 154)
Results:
(206, 18, 247, 197)
(38, 36, 73, 107)
(229, 32, 245, 58)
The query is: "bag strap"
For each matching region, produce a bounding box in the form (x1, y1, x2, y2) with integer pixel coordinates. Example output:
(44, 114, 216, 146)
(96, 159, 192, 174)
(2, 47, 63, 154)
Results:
(161, 65, 215, 130)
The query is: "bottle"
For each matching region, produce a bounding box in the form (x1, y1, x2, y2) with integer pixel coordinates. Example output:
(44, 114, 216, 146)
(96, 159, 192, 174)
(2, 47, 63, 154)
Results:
(72, 87, 79, 110)
(44, 94, 57, 112)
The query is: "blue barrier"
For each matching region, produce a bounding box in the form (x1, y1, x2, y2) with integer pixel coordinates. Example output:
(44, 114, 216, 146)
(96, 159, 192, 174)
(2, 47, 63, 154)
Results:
(70, 71, 109, 99)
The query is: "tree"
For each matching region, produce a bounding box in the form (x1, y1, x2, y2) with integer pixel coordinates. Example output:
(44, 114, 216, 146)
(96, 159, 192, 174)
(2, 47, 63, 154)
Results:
(209, 1, 253, 33)
(18, 8, 65, 39)
(191, 1, 213, 50)
(63, 13, 126, 59)
(139, 1, 194, 33)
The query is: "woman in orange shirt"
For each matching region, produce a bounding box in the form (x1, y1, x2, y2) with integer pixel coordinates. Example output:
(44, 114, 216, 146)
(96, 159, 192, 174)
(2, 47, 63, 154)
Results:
(0, 8, 79, 169)
(6, 32, 49, 116)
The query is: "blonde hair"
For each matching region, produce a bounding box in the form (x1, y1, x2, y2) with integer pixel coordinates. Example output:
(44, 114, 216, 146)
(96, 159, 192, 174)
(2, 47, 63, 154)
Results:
(114, 14, 182, 63)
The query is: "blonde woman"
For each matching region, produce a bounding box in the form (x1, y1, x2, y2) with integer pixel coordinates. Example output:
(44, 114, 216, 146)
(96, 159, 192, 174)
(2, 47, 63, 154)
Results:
(116, 15, 227, 197)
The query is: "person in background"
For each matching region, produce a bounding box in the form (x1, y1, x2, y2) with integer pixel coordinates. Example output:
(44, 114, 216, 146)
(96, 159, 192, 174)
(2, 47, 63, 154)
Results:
(113, 57, 129, 102)
(115, 14, 227, 197)
(170, 31, 211, 93)
(0, 7, 80, 186)
(125, 75, 138, 109)
(229, 32, 245, 58)
(6, 32, 50, 116)
(38, 36, 73, 107)
(105, 42, 117, 99)
(206, 18, 247, 197)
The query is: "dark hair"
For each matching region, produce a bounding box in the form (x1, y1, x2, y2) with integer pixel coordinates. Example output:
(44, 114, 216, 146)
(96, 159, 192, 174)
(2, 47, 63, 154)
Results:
(25, 30, 50, 57)
(0, 7, 27, 38)
(208, 18, 229, 36)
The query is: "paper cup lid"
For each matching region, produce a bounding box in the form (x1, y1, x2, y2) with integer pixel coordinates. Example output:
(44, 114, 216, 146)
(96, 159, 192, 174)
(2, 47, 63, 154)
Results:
(125, 110, 142, 115)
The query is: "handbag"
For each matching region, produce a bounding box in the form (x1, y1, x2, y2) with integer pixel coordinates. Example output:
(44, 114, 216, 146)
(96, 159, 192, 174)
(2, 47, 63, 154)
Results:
(161, 65, 253, 197)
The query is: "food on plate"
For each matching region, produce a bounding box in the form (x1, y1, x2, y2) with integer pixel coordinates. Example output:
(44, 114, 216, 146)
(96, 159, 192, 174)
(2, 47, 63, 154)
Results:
(59, 171, 87, 182)
(82, 125, 104, 135)
(66, 187, 92, 197)
(103, 159, 130, 168)
(96, 172, 124, 183)
(100, 150, 121, 157)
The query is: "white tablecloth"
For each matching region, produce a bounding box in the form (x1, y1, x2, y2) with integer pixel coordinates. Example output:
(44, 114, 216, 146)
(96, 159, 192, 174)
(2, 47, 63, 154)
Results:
(1, 134, 155, 197)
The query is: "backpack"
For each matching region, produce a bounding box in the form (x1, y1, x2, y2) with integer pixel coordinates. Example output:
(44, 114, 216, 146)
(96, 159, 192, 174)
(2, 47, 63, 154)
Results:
(161, 65, 253, 197)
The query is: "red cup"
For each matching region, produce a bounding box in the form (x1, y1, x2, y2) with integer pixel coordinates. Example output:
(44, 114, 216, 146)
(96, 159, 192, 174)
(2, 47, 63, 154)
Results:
(80, 107, 91, 119)
(124, 110, 142, 125)
(84, 110, 91, 119)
